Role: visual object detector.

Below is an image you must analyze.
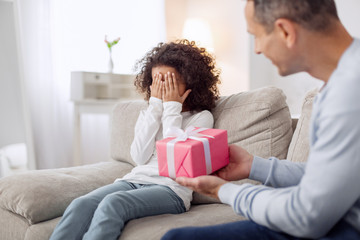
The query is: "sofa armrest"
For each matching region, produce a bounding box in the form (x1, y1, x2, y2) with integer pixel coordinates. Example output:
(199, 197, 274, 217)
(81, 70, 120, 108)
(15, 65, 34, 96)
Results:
(0, 161, 133, 224)
(291, 118, 299, 132)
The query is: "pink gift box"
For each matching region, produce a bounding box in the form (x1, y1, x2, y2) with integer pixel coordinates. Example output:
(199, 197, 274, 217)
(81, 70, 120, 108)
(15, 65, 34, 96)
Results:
(156, 128, 229, 178)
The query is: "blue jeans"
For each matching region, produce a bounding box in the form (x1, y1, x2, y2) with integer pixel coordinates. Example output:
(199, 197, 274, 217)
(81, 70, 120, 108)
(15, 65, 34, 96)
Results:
(50, 180, 185, 240)
(161, 219, 360, 240)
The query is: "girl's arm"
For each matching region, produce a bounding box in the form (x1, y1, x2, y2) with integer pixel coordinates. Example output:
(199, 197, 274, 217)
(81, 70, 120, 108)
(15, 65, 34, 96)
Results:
(183, 109, 214, 129)
(162, 101, 183, 136)
(131, 73, 164, 165)
(130, 97, 163, 165)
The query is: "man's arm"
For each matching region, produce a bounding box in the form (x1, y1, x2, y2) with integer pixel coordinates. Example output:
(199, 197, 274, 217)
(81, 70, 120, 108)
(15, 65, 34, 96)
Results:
(250, 156, 305, 187)
(216, 144, 306, 187)
(221, 112, 360, 238)
(178, 112, 360, 238)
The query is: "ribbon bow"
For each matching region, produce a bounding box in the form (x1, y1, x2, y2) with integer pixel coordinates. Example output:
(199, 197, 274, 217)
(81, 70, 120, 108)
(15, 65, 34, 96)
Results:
(165, 126, 214, 141)
(164, 126, 213, 178)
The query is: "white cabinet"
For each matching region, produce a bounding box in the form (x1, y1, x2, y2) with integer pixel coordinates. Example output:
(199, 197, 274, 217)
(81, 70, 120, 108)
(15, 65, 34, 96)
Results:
(71, 71, 139, 101)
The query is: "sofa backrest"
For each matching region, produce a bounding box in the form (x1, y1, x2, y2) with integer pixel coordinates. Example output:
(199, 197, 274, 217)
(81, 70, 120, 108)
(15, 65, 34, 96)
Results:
(212, 86, 293, 160)
(111, 100, 147, 166)
(287, 88, 318, 163)
(111, 86, 293, 166)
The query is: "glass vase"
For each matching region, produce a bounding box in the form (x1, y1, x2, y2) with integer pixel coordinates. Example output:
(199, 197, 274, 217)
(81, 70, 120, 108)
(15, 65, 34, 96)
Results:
(108, 51, 114, 73)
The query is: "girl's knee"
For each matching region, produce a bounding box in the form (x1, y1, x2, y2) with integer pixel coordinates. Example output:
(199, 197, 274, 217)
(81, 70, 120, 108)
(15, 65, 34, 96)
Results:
(98, 193, 127, 212)
(67, 196, 97, 213)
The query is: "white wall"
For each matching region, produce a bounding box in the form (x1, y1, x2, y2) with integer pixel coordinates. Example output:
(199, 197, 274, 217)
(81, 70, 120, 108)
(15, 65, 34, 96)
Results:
(336, 0, 360, 39)
(186, 0, 249, 96)
(165, 0, 249, 96)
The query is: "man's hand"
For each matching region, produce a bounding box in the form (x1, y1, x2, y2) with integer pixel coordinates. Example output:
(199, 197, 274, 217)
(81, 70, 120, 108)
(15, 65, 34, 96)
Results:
(162, 72, 191, 104)
(150, 73, 163, 99)
(215, 144, 254, 181)
(176, 175, 228, 200)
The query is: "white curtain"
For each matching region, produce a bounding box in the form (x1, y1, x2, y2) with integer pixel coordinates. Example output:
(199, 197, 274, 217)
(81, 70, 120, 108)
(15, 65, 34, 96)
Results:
(18, 0, 166, 169)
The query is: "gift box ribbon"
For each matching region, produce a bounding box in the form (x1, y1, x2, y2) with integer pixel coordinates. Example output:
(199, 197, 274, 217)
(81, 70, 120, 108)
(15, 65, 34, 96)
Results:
(164, 126, 214, 178)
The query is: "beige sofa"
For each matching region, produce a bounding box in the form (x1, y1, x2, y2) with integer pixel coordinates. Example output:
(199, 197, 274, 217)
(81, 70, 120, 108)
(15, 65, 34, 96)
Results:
(0, 86, 316, 240)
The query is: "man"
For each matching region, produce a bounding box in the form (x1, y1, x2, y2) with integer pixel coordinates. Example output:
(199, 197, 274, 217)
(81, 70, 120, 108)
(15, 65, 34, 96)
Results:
(161, 0, 360, 239)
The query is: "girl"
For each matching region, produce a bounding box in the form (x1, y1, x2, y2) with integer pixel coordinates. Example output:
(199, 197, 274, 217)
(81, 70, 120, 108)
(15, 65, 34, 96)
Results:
(50, 39, 221, 240)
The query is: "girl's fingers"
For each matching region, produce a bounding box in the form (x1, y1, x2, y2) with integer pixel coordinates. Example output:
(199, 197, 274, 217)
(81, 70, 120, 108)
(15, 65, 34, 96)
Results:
(164, 73, 170, 92)
(151, 73, 164, 99)
(168, 72, 175, 90)
(152, 74, 157, 88)
(167, 72, 172, 89)
(161, 81, 165, 99)
(158, 74, 163, 94)
(172, 73, 178, 92)
(156, 73, 160, 86)
(157, 73, 162, 87)
(156, 73, 160, 84)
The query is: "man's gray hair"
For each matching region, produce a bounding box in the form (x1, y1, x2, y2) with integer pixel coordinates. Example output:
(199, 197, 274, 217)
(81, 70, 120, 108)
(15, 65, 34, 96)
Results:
(252, 0, 339, 33)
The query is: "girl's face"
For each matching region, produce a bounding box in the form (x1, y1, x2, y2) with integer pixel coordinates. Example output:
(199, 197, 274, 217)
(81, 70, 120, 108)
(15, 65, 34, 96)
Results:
(151, 65, 187, 96)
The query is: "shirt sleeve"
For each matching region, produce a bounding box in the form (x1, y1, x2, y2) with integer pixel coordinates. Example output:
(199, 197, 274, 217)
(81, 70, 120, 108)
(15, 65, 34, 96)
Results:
(249, 156, 306, 187)
(161, 102, 214, 134)
(218, 111, 360, 239)
(162, 101, 183, 137)
(130, 97, 162, 165)
(183, 110, 214, 129)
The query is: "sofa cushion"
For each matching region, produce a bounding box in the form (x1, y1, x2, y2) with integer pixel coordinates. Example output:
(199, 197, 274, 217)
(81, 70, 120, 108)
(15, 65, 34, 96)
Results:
(212, 86, 293, 159)
(0, 208, 28, 240)
(111, 100, 148, 166)
(119, 204, 245, 240)
(25, 217, 60, 240)
(0, 161, 133, 224)
(287, 88, 318, 163)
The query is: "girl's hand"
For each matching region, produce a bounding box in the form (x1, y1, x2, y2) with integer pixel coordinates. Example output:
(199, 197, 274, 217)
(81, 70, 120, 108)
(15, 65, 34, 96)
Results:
(163, 72, 191, 104)
(150, 73, 163, 99)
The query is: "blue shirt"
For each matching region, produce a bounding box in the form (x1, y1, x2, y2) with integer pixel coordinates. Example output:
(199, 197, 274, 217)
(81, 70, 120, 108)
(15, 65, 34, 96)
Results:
(218, 38, 360, 238)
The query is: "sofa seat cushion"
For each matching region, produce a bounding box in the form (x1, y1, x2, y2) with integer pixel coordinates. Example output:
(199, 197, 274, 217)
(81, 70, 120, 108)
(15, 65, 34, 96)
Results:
(119, 204, 245, 240)
(0, 161, 133, 224)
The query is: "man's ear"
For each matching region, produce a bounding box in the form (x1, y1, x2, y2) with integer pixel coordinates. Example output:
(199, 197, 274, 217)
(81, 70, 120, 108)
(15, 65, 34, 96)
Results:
(274, 18, 297, 49)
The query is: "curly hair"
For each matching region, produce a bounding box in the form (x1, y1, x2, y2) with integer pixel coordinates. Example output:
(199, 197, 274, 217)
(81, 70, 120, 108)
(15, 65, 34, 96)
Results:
(134, 39, 221, 112)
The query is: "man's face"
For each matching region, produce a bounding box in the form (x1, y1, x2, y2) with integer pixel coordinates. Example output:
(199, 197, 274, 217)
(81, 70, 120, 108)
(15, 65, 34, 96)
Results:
(245, 1, 299, 76)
